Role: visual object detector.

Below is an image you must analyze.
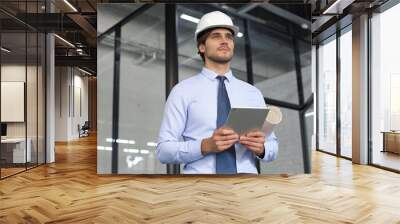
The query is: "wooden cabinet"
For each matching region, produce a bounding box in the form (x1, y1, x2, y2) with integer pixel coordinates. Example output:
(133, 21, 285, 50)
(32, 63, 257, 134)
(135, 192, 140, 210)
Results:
(382, 132, 400, 154)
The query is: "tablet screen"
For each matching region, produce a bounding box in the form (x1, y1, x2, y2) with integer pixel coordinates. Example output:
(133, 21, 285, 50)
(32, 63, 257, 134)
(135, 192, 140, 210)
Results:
(223, 107, 269, 135)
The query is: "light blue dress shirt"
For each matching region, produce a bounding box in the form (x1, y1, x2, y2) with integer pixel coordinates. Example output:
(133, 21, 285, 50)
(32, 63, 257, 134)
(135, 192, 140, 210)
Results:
(157, 67, 279, 174)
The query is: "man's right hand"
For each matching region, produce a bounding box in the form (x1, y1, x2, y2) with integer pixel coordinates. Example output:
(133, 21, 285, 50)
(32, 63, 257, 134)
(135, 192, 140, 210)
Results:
(201, 128, 239, 155)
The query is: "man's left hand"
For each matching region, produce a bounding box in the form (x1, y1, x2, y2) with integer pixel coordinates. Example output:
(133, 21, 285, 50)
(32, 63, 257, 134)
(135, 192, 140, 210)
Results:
(239, 130, 265, 157)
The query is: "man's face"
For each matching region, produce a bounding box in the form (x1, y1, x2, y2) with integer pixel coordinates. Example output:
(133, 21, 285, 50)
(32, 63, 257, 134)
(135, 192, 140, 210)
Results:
(199, 28, 235, 64)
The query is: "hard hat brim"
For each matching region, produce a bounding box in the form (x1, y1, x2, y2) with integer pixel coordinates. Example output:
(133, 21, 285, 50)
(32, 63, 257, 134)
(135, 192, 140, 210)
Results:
(195, 24, 240, 42)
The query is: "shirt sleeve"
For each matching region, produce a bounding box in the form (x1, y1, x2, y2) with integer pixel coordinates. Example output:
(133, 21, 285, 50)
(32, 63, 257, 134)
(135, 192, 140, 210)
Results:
(156, 86, 204, 164)
(257, 131, 279, 162)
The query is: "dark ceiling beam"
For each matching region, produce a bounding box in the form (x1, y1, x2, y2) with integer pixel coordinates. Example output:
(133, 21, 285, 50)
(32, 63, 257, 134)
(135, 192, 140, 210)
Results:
(322, 0, 355, 14)
(52, 0, 78, 13)
(55, 47, 96, 56)
(80, 12, 97, 16)
(237, 3, 261, 14)
(0, 8, 38, 31)
(12, 13, 84, 32)
(86, 0, 97, 12)
(209, 3, 310, 44)
(55, 55, 96, 69)
(97, 4, 153, 41)
(259, 3, 311, 30)
(210, 3, 267, 25)
(66, 13, 97, 47)
(8, 12, 96, 48)
(67, 15, 96, 36)
(59, 0, 97, 45)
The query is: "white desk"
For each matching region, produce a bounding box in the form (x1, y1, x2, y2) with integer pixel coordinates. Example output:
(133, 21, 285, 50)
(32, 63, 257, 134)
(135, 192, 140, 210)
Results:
(1, 138, 31, 163)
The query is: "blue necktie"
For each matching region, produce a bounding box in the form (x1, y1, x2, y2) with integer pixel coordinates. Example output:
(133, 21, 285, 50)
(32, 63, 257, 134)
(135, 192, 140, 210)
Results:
(215, 76, 237, 174)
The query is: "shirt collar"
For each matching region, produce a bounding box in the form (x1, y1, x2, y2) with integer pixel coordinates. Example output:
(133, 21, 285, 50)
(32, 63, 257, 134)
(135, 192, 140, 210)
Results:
(200, 67, 234, 82)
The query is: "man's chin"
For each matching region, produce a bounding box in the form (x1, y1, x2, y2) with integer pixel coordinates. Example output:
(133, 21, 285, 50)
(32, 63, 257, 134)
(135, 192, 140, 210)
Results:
(207, 55, 233, 64)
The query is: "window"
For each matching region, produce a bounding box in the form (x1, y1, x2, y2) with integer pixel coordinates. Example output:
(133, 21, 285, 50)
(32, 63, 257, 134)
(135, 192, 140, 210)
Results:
(370, 3, 400, 171)
(339, 26, 352, 158)
(317, 35, 337, 155)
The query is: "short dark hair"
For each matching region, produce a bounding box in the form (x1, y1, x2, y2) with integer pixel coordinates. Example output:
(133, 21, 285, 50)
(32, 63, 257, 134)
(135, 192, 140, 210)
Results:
(196, 29, 212, 63)
(196, 28, 234, 63)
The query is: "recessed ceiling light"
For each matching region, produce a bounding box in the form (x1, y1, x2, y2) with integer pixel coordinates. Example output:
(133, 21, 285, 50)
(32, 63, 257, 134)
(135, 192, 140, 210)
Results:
(180, 14, 200, 24)
(78, 67, 92, 76)
(1, 47, 11, 53)
(322, 0, 351, 15)
(301, 23, 309, 29)
(54, 34, 75, 48)
(63, 0, 78, 12)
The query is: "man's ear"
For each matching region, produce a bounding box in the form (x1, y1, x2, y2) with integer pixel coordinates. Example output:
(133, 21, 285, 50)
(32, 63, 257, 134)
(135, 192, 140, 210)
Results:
(198, 43, 205, 54)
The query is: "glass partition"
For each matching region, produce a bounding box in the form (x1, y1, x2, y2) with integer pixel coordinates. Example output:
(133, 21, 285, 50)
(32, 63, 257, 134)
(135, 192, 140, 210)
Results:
(0, 2, 46, 179)
(261, 107, 304, 174)
(27, 31, 38, 169)
(97, 31, 115, 174)
(118, 4, 166, 174)
(1, 30, 28, 177)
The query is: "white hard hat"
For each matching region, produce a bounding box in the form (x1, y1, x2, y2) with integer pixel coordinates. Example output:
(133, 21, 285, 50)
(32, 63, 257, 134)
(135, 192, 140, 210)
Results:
(195, 11, 239, 42)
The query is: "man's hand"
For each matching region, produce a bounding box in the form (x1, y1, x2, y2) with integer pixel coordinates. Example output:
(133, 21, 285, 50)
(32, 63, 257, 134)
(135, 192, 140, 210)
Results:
(201, 128, 239, 155)
(239, 130, 265, 157)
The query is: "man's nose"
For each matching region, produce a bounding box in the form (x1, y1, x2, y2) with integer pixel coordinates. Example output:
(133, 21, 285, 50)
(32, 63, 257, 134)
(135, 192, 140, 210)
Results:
(220, 39, 229, 46)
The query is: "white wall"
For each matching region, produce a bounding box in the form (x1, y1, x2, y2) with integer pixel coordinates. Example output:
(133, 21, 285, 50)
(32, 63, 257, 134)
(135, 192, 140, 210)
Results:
(55, 67, 89, 141)
(1, 65, 26, 132)
(73, 73, 89, 136)
(1, 65, 39, 138)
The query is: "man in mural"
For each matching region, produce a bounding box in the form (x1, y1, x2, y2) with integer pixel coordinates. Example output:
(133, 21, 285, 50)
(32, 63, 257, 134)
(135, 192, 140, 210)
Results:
(157, 11, 279, 174)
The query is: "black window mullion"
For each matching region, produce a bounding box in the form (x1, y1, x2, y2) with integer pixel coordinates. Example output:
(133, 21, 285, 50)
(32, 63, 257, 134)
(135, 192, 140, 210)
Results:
(44, 0, 47, 164)
(25, 0, 28, 171)
(292, 28, 305, 106)
(243, 19, 254, 85)
(111, 25, 121, 174)
(316, 44, 320, 151)
(35, 0, 38, 168)
(72, 68, 75, 118)
(336, 29, 341, 157)
(0, 26, 2, 179)
(36, 29, 39, 167)
(165, 4, 180, 174)
(367, 11, 373, 165)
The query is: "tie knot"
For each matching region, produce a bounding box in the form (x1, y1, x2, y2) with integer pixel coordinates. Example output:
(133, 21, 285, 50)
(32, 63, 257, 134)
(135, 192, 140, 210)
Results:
(216, 76, 226, 82)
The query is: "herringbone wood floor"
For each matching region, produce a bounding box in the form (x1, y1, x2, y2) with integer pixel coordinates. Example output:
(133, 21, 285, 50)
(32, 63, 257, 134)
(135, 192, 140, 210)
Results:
(1, 134, 400, 223)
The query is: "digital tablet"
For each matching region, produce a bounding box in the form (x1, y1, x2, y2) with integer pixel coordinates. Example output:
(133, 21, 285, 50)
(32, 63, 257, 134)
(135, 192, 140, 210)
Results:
(223, 107, 269, 135)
